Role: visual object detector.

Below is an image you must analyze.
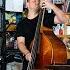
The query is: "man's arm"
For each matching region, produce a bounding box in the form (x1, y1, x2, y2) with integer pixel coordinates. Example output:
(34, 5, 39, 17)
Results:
(50, 4, 69, 24)
(41, 0, 69, 24)
(17, 36, 31, 61)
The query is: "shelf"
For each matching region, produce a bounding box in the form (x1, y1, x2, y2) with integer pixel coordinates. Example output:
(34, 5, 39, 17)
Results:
(0, 6, 4, 10)
(6, 48, 21, 55)
(66, 35, 70, 38)
(57, 35, 70, 38)
(6, 31, 16, 33)
(6, 24, 16, 31)
(0, 32, 5, 36)
(54, 3, 64, 5)
(57, 35, 64, 38)
(66, 24, 70, 26)
(66, 13, 70, 15)
(46, 64, 70, 69)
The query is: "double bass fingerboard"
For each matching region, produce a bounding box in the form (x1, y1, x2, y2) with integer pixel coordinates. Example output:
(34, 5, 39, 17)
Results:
(27, 9, 46, 70)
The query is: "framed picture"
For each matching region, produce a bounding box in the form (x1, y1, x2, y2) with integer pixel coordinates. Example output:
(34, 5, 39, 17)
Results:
(5, 0, 24, 12)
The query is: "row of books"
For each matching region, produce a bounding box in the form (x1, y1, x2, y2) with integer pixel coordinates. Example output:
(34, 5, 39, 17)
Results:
(53, 24, 70, 35)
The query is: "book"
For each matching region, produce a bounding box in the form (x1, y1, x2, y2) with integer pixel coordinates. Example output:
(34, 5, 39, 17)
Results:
(0, 11, 1, 23)
(67, 1, 70, 13)
(0, 0, 2, 6)
(0, 10, 3, 31)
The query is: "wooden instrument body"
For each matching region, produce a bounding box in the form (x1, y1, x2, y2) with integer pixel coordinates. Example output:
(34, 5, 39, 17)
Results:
(27, 9, 67, 70)
(35, 27, 67, 69)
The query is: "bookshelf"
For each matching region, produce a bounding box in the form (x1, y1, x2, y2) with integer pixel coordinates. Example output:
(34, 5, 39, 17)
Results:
(53, 0, 70, 60)
(0, 0, 6, 70)
(0, 0, 3, 56)
(4, 1, 24, 69)
(52, 0, 70, 37)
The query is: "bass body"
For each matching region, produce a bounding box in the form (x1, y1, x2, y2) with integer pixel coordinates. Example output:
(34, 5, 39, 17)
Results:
(34, 27, 67, 69)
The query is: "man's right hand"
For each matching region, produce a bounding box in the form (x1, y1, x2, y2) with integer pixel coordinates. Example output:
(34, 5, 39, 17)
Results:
(25, 52, 32, 62)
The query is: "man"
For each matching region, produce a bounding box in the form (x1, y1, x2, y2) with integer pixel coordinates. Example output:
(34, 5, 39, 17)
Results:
(17, 0, 69, 70)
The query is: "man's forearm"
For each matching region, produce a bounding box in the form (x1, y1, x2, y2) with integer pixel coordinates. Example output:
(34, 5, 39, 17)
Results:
(51, 4, 68, 22)
(18, 42, 30, 56)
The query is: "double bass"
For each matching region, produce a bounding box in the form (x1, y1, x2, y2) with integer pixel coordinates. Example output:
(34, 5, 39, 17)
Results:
(27, 8, 67, 70)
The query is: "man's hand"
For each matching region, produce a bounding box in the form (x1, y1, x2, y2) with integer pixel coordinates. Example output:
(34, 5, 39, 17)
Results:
(25, 52, 32, 62)
(40, 0, 54, 9)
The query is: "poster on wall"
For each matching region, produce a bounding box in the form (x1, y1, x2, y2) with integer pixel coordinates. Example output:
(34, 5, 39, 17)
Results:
(5, 0, 24, 12)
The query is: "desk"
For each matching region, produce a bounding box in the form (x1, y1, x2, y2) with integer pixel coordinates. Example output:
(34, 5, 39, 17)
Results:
(46, 65, 70, 70)
(67, 49, 70, 59)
